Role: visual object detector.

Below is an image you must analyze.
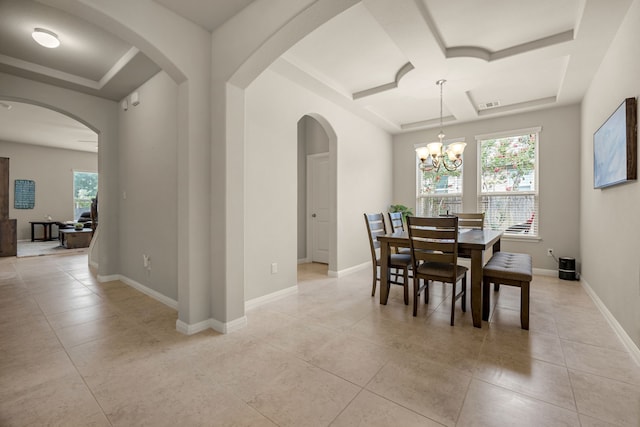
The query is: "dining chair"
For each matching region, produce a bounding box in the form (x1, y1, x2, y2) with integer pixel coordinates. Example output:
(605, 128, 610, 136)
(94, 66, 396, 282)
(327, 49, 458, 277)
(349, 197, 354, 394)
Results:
(456, 212, 485, 230)
(388, 211, 411, 255)
(388, 211, 404, 232)
(364, 213, 411, 305)
(406, 215, 468, 324)
(455, 213, 484, 262)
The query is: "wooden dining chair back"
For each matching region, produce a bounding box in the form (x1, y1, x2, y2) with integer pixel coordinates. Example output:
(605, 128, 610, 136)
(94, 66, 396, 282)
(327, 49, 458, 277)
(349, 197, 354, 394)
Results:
(387, 211, 411, 254)
(364, 213, 411, 304)
(406, 216, 468, 323)
(388, 211, 405, 232)
(456, 212, 485, 230)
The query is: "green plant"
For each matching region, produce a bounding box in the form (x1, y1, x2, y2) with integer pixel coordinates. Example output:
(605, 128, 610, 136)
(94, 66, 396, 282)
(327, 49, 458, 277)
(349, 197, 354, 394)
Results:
(389, 204, 413, 223)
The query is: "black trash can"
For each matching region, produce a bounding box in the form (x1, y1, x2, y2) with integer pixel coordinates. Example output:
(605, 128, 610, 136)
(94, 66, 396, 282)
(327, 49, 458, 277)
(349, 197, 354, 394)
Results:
(559, 257, 576, 280)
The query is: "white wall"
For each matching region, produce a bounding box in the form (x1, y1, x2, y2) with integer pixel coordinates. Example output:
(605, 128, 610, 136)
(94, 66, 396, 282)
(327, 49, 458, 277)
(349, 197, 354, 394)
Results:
(580, 0, 640, 348)
(0, 141, 97, 241)
(118, 71, 178, 301)
(245, 68, 392, 300)
(393, 104, 581, 271)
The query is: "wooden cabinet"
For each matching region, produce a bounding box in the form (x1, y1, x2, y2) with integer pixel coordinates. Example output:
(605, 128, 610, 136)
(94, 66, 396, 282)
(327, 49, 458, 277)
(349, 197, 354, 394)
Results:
(0, 157, 17, 257)
(0, 219, 17, 256)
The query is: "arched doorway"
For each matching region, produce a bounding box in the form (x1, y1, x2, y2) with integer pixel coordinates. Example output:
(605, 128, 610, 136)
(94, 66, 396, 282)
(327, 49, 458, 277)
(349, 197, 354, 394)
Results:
(0, 98, 99, 258)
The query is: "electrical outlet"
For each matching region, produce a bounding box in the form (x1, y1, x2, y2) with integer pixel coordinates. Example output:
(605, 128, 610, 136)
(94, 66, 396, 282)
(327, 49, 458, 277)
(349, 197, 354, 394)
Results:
(547, 248, 554, 257)
(271, 263, 278, 274)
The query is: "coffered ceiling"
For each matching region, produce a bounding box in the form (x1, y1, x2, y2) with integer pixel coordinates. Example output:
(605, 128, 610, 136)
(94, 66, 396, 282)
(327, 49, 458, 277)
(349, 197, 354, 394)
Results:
(0, 0, 633, 151)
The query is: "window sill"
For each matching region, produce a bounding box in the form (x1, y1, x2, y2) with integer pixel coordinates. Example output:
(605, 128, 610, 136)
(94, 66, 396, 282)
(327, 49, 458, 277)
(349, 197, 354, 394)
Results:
(501, 234, 541, 242)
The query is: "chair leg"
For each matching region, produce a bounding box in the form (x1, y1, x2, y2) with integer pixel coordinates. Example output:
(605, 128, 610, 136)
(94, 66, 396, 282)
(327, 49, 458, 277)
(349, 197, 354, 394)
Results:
(461, 274, 467, 312)
(521, 282, 530, 330)
(403, 268, 409, 305)
(424, 280, 429, 304)
(482, 278, 491, 321)
(450, 281, 456, 326)
(371, 265, 378, 297)
(413, 277, 419, 316)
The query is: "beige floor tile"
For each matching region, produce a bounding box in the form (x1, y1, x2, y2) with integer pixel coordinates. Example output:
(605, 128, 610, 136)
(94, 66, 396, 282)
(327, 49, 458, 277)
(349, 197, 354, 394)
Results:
(562, 339, 640, 385)
(457, 379, 580, 426)
(474, 350, 576, 410)
(481, 326, 565, 366)
(1, 257, 639, 426)
(46, 302, 119, 330)
(331, 390, 442, 426)
(36, 292, 104, 316)
(260, 321, 341, 361)
(0, 372, 108, 427)
(308, 332, 395, 386)
(578, 414, 622, 427)
(554, 308, 627, 351)
(54, 313, 133, 348)
(367, 353, 472, 426)
(570, 369, 640, 426)
(246, 361, 360, 427)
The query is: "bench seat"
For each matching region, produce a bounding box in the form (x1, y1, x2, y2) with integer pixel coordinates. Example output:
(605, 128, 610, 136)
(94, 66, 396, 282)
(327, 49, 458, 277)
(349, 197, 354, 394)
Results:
(482, 252, 532, 329)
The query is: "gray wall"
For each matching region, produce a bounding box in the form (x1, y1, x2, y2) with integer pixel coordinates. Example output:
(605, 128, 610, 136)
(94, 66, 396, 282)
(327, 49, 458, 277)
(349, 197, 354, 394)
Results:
(393, 104, 581, 271)
(118, 71, 178, 301)
(1, 140, 97, 241)
(580, 0, 640, 348)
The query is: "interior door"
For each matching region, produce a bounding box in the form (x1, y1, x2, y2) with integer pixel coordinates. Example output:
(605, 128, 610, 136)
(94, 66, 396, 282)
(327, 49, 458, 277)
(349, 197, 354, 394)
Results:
(308, 153, 329, 264)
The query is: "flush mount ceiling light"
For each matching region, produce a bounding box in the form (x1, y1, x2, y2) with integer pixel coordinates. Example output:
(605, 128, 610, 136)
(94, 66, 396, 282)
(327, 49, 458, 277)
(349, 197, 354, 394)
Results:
(32, 28, 60, 48)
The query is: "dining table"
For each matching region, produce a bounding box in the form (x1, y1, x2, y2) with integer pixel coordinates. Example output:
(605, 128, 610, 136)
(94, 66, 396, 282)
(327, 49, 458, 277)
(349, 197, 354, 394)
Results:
(377, 228, 503, 328)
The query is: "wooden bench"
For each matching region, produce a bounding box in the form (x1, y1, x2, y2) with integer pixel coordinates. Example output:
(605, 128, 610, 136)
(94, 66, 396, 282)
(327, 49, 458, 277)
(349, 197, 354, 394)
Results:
(482, 252, 532, 329)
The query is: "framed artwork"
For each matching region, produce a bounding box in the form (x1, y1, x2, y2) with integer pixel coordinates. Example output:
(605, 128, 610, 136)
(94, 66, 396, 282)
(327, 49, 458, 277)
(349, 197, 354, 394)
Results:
(593, 97, 638, 189)
(14, 179, 35, 209)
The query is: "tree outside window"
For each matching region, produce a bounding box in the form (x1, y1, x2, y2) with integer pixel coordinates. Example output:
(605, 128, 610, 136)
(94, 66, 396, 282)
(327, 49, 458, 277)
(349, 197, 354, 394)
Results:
(416, 158, 463, 217)
(73, 171, 98, 220)
(479, 132, 538, 235)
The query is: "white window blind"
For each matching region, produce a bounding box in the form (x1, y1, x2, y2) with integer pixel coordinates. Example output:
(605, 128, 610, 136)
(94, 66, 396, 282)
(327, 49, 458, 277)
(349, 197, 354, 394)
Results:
(477, 129, 539, 236)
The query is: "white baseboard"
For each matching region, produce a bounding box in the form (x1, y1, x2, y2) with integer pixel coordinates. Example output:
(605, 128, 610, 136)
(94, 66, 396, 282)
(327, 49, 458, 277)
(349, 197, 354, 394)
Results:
(581, 278, 640, 367)
(97, 274, 119, 282)
(176, 316, 247, 335)
(330, 261, 370, 278)
(533, 268, 557, 277)
(297, 258, 311, 264)
(245, 285, 298, 311)
(96, 273, 178, 310)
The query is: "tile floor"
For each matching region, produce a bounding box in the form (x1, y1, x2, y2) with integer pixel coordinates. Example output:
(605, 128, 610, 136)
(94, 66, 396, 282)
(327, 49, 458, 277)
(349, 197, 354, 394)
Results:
(1, 256, 639, 426)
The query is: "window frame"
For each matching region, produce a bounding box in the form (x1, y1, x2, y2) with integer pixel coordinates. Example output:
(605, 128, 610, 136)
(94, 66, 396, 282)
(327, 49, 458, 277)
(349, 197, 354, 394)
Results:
(415, 138, 465, 217)
(476, 127, 540, 239)
(73, 170, 98, 220)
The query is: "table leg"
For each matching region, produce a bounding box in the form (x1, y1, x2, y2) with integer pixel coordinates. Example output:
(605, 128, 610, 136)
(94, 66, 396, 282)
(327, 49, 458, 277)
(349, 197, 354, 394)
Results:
(379, 240, 390, 304)
(470, 248, 483, 328)
(31, 223, 35, 242)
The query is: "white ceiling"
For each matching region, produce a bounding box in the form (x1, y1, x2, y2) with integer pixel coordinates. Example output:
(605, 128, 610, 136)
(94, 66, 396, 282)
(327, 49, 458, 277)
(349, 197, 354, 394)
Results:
(0, 0, 633, 151)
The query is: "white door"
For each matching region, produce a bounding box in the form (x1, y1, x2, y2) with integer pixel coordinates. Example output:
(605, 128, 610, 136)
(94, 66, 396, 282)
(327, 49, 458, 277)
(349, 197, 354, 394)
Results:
(308, 153, 330, 264)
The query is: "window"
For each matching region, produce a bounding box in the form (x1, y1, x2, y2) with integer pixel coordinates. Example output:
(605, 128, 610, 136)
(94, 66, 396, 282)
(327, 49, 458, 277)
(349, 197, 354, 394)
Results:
(415, 143, 463, 217)
(73, 171, 98, 220)
(477, 128, 539, 236)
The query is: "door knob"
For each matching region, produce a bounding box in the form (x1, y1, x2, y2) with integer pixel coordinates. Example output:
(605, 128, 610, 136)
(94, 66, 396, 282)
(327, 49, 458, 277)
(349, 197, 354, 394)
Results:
(311, 213, 317, 218)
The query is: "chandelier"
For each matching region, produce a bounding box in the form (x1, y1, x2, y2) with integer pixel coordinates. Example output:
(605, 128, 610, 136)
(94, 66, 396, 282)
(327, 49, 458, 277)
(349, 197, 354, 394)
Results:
(416, 79, 466, 172)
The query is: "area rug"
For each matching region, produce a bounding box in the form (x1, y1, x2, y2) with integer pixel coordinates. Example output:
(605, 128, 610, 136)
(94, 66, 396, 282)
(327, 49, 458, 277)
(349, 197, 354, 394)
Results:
(17, 240, 88, 258)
